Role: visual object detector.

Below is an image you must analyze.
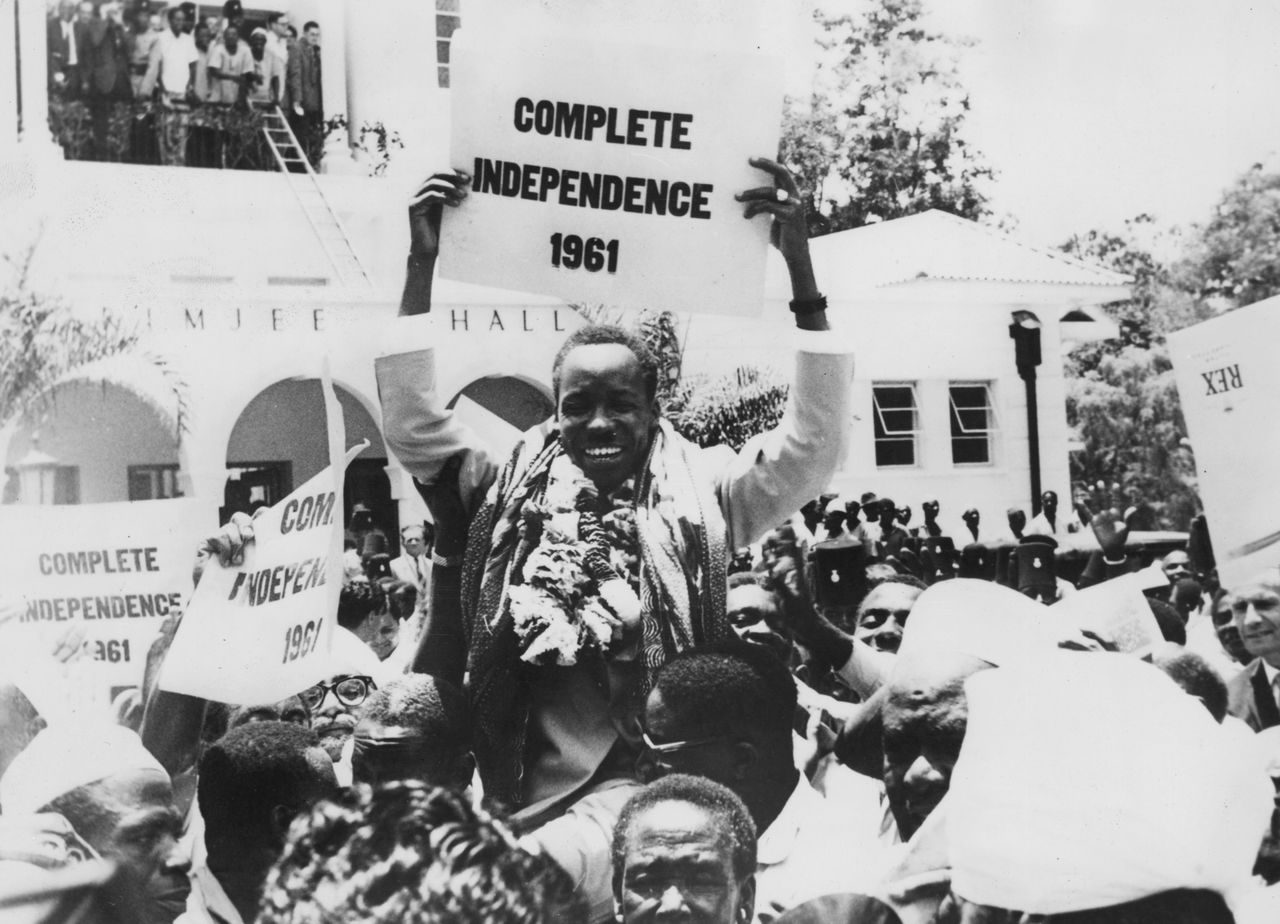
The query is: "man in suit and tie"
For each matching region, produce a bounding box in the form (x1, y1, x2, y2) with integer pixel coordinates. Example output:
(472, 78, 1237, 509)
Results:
(47, 0, 93, 97)
(390, 522, 434, 613)
(1225, 573, 1280, 731)
(286, 20, 323, 168)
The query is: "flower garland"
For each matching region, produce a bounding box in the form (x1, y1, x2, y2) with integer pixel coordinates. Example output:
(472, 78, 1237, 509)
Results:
(508, 455, 643, 666)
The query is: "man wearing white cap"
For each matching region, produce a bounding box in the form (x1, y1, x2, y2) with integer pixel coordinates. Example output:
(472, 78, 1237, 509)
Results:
(0, 724, 190, 921)
(878, 579, 1050, 842)
(945, 651, 1278, 924)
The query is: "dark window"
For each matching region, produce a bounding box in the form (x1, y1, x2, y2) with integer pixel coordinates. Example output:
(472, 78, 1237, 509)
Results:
(949, 383, 996, 465)
(872, 384, 919, 467)
(128, 465, 181, 501)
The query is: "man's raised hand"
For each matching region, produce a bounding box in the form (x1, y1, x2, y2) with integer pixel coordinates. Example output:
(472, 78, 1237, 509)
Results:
(735, 157, 807, 261)
(408, 171, 470, 259)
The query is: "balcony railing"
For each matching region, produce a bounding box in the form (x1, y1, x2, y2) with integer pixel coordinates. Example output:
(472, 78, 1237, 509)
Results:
(47, 95, 323, 171)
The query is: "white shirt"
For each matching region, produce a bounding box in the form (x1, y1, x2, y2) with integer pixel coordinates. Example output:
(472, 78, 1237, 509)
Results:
(754, 778, 879, 923)
(153, 29, 197, 95)
(265, 32, 288, 65)
(176, 862, 244, 924)
(62, 20, 79, 67)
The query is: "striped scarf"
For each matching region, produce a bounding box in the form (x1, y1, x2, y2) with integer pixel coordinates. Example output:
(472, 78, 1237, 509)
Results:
(461, 420, 730, 807)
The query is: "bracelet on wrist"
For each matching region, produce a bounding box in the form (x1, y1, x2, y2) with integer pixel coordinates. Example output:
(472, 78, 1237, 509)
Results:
(1102, 553, 1127, 566)
(789, 294, 827, 316)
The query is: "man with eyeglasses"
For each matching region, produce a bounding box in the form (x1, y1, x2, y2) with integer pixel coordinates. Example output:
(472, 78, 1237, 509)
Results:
(612, 774, 757, 924)
(639, 643, 868, 921)
(301, 627, 391, 781)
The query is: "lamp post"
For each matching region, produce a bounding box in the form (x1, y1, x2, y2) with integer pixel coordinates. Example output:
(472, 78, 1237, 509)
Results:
(1009, 310, 1044, 515)
(14, 437, 58, 504)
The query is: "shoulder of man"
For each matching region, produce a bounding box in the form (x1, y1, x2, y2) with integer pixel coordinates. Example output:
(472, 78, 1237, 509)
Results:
(1226, 659, 1265, 723)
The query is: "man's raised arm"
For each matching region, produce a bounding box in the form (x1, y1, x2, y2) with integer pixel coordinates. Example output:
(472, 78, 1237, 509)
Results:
(717, 157, 853, 547)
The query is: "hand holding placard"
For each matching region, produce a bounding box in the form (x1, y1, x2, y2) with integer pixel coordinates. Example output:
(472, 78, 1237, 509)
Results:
(409, 172, 469, 259)
(157, 444, 365, 704)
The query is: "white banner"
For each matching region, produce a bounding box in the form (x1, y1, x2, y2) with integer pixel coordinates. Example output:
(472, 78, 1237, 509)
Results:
(441, 29, 784, 316)
(1169, 297, 1280, 589)
(158, 375, 357, 705)
(0, 497, 207, 708)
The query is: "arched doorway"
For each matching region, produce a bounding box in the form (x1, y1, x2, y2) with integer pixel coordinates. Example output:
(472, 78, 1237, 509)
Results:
(223, 380, 395, 537)
(447, 375, 555, 441)
(3, 379, 181, 505)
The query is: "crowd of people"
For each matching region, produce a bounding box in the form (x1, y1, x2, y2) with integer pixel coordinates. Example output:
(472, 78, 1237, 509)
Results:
(2, 159, 1279, 924)
(45, 0, 324, 167)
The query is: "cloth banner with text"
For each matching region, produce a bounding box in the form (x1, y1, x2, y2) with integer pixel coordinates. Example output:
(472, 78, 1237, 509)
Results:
(158, 376, 356, 704)
(1169, 296, 1280, 589)
(0, 497, 206, 713)
(441, 29, 784, 316)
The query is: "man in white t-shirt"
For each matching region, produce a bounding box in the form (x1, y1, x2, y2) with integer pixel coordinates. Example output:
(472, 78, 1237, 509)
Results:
(206, 24, 254, 106)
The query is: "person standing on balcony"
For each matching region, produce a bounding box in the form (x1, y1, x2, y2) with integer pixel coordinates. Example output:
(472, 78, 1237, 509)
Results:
(265, 13, 291, 67)
(80, 1, 132, 161)
(140, 5, 197, 165)
(246, 28, 284, 106)
(207, 24, 254, 107)
(128, 5, 161, 97)
(286, 21, 323, 169)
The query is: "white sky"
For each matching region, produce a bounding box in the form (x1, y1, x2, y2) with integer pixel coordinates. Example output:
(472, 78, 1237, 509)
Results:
(787, 0, 1280, 248)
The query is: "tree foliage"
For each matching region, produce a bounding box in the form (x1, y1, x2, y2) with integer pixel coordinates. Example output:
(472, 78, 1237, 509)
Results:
(780, 0, 994, 236)
(664, 365, 790, 453)
(0, 248, 138, 428)
(1178, 162, 1280, 308)
(1066, 347, 1199, 529)
(1059, 221, 1212, 529)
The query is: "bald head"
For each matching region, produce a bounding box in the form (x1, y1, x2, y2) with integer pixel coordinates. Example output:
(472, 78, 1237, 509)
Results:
(882, 650, 993, 839)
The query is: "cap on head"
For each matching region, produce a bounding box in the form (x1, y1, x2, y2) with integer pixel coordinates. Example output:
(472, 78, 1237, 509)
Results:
(1, 724, 167, 815)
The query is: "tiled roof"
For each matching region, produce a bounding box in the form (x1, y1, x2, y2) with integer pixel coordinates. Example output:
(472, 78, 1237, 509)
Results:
(768, 210, 1131, 300)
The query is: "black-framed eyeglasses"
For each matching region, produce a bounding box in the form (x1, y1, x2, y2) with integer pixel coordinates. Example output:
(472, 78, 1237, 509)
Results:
(639, 727, 727, 755)
(299, 675, 376, 711)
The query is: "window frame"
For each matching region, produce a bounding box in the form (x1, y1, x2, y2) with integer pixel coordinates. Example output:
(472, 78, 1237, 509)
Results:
(948, 381, 998, 467)
(127, 464, 181, 502)
(871, 382, 922, 469)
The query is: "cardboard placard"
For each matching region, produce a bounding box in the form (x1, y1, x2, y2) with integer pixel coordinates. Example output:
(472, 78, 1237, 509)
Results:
(158, 376, 356, 705)
(441, 29, 784, 315)
(0, 497, 206, 710)
(1051, 573, 1164, 654)
(1169, 298, 1280, 589)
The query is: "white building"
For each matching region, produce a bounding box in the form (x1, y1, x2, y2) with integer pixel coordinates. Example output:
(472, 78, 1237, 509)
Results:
(1, 0, 1127, 541)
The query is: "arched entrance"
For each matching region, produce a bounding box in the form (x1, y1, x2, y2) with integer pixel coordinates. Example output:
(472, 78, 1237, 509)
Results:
(223, 380, 395, 537)
(447, 374, 555, 439)
(3, 379, 181, 505)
